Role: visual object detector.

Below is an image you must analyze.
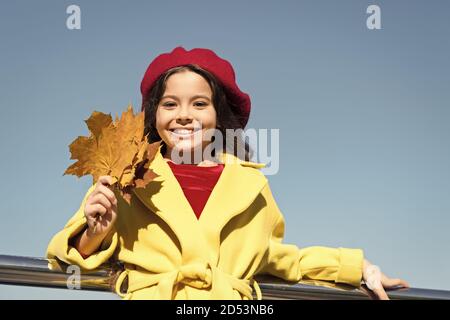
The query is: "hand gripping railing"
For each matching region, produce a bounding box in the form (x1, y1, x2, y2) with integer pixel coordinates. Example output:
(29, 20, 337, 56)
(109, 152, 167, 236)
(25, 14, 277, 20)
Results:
(1, 254, 449, 300)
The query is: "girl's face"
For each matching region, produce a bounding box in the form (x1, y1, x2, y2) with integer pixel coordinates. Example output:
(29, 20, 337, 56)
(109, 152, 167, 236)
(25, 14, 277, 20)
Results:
(156, 70, 217, 159)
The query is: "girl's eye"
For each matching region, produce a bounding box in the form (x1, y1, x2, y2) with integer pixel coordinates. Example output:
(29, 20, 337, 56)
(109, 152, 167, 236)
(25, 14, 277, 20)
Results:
(161, 102, 207, 108)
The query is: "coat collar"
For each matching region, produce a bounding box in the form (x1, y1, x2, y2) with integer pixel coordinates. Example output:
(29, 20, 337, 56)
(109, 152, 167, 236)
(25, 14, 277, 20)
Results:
(132, 144, 268, 263)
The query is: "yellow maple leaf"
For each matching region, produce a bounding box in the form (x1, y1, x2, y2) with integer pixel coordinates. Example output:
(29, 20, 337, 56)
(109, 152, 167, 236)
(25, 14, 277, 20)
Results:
(64, 104, 161, 205)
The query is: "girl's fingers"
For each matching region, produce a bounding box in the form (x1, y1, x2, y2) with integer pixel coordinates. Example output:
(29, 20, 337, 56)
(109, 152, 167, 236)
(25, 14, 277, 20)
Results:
(86, 216, 94, 229)
(98, 175, 114, 186)
(97, 184, 118, 206)
(86, 203, 107, 219)
(373, 287, 390, 300)
(363, 263, 409, 300)
(86, 214, 99, 230)
(381, 274, 410, 289)
(399, 279, 410, 288)
(91, 193, 113, 213)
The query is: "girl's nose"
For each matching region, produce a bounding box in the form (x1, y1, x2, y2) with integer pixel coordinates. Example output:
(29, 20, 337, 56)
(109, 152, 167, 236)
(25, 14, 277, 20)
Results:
(176, 106, 193, 123)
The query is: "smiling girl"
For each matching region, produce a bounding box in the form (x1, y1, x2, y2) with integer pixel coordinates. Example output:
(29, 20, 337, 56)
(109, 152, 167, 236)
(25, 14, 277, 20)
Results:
(46, 46, 408, 300)
(153, 67, 220, 166)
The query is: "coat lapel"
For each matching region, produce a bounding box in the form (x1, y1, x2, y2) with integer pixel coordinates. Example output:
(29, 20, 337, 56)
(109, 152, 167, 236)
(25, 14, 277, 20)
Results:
(132, 144, 267, 263)
(132, 145, 204, 262)
(199, 151, 267, 259)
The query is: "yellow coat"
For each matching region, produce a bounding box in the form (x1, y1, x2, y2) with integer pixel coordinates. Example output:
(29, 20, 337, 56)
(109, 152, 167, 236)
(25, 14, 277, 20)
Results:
(46, 145, 364, 300)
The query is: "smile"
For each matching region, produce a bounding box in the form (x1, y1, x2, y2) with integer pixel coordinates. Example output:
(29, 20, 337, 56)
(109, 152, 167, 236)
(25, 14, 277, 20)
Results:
(169, 128, 201, 137)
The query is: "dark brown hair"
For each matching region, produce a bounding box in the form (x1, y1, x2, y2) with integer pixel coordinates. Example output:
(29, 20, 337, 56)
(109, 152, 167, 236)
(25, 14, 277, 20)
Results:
(142, 64, 253, 161)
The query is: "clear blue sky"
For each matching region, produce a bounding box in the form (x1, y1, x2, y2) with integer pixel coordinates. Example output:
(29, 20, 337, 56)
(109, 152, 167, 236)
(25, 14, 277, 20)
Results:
(0, 0, 449, 299)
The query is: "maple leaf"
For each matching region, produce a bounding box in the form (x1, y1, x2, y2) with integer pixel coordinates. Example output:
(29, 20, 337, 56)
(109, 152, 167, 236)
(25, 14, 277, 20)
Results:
(64, 104, 161, 205)
(85, 111, 113, 141)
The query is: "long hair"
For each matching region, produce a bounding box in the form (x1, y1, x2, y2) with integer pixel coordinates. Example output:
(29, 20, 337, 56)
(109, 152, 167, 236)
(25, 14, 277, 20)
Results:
(142, 64, 253, 161)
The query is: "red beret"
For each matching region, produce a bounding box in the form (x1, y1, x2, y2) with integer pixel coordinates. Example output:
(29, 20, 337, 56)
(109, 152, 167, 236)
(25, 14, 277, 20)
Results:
(140, 46, 251, 128)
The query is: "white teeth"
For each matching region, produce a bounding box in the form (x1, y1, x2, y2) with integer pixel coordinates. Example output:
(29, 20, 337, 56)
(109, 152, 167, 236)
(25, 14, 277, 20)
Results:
(172, 129, 195, 135)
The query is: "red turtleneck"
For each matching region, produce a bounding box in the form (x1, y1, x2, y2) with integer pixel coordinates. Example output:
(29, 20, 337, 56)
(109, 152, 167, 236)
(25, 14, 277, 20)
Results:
(166, 161, 225, 219)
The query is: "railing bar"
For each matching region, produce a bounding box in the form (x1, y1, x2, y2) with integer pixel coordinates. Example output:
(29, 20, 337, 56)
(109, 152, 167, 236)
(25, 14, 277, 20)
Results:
(1, 255, 449, 300)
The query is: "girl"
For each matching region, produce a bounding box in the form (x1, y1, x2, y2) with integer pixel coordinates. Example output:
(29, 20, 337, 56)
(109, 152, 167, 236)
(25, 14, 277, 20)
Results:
(46, 46, 409, 300)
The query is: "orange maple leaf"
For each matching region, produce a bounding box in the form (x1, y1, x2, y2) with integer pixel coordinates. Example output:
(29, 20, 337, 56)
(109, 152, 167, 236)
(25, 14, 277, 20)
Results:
(64, 104, 161, 204)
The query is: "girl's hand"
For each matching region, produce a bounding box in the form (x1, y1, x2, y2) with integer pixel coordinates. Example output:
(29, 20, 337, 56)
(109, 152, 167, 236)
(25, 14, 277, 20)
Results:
(362, 259, 410, 300)
(84, 175, 118, 236)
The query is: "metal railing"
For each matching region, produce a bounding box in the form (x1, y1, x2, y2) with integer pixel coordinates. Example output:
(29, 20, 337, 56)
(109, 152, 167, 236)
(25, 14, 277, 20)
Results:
(1, 254, 449, 300)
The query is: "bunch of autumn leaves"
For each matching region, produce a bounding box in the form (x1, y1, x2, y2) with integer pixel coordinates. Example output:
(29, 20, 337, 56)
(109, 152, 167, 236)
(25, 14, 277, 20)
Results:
(64, 105, 161, 205)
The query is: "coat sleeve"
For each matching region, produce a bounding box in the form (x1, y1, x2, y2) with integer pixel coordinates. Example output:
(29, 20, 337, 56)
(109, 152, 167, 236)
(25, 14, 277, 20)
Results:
(259, 184, 364, 287)
(46, 184, 119, 271)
